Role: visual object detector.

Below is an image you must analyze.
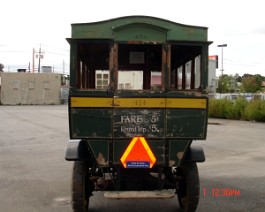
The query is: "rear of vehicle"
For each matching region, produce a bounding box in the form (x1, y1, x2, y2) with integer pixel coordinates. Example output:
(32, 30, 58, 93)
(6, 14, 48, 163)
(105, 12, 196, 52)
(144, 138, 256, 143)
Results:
(65, 16, 211, 212)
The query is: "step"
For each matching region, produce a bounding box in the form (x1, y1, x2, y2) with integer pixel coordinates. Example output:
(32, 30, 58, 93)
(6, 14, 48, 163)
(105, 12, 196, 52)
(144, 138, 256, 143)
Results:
(104, 190, 175, 199)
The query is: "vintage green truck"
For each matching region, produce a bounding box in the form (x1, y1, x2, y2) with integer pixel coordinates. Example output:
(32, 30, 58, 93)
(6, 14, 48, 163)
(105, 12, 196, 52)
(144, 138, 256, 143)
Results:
(65, 16, 211, 212)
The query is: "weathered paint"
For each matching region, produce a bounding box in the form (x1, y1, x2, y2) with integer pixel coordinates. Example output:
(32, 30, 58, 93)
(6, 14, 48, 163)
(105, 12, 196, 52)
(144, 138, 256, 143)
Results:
(67, 16, 210, 169)
(70, 97, 207, 139)
(177, 152, 184, 160)
(70, 108, 112, 138)
(113, 109, 164, 138)
(70, 16, 208, 42)
(166, 109, 207, 138)
(113, 23, 167, 43)
(96, 153, 108, 166)
(113, 98, 165, 108)
(87, 140, 109, 166)
(169, 140, 191, 166)
(71, 97, 113, 107)
(166, 98, 207, 109)
(70, 97, 207, 109)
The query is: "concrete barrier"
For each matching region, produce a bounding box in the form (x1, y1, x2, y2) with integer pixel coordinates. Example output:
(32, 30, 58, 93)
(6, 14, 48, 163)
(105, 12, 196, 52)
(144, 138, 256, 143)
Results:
(0, 72, 61, 105)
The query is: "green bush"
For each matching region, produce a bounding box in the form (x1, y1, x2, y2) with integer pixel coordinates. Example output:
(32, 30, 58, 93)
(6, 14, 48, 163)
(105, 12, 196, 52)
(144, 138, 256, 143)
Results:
(232, 98, 248, 119)
(243, 100, 265, 122)
(209, 99, 231, 119)
(208, 98, 265, 122)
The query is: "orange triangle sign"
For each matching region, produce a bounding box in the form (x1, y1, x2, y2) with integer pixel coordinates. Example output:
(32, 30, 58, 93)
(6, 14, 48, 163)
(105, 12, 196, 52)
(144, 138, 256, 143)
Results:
(120, 137, 156, 168)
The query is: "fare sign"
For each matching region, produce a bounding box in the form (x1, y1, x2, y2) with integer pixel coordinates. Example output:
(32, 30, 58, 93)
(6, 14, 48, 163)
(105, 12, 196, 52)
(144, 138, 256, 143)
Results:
(120, 137, 156, 168)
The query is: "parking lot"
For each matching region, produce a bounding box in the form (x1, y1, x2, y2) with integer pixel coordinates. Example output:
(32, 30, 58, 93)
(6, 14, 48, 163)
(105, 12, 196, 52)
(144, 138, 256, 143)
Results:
(0, 105, 264, 212)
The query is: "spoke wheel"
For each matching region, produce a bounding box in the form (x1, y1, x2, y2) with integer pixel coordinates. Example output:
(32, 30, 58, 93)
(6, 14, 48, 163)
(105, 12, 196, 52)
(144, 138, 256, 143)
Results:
(72, 161, 91, 212)
(177, 162, 200, 212)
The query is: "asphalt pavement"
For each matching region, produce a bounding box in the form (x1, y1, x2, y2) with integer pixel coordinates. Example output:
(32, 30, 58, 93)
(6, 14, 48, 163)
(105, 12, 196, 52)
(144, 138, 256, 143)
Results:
(0, 105, 264, 212)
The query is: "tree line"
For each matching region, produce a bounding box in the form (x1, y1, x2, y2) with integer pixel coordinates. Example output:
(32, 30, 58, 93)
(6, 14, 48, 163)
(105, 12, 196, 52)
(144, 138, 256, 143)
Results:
(217, 73, 265, 93)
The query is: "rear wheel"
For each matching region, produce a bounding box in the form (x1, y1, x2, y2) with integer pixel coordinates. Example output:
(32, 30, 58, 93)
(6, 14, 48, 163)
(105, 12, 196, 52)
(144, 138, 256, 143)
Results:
(177, 162, 200, 212)
(72, 161, 91, 212)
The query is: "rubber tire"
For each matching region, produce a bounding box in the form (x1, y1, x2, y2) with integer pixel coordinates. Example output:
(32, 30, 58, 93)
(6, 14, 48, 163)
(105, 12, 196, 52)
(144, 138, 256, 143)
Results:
(177, 162, 200, 212)
(72, 161, 90, 212)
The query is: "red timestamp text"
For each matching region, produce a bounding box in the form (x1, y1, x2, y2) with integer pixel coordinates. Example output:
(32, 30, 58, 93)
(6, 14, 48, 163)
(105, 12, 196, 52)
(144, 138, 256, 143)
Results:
(203, 187, 241, 197)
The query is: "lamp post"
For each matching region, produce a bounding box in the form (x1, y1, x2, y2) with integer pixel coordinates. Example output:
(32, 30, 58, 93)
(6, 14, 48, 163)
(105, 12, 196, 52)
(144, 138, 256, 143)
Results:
(217, 44, 227, 77)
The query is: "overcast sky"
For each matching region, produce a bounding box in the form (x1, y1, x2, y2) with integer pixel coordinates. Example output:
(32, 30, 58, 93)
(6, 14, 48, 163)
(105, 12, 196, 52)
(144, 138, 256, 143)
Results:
(1, 0, 265, 76)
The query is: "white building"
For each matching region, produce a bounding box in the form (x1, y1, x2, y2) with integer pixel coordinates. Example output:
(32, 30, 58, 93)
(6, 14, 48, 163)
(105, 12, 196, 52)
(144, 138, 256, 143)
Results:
(208, 58, 218, 97)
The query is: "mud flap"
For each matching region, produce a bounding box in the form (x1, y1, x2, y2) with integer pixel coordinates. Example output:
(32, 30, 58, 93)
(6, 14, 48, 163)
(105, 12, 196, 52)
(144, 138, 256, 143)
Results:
(65, 140, 90, 161)
(183, 143, 205, 162)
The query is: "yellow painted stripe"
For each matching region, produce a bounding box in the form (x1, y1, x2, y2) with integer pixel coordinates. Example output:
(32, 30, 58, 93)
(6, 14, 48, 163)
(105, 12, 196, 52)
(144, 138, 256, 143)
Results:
(71, 97, 113, 107)
(114, 98, 165, 108)
(71, 97, 207, 109)
(166, 98, 207, 109)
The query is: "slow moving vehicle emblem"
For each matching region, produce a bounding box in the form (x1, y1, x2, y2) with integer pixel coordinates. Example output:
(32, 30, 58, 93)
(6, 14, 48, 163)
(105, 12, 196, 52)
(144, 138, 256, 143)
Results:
(120, 137, 156, 168)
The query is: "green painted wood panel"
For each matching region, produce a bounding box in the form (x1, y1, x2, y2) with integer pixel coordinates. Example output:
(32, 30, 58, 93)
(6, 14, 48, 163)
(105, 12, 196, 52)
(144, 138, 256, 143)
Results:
(166, 109, 207, 138)
(70, 16, 208, 42)
(88, 140, 109, 166)
(169, 140, 191, 166)
(70, 108, 112, 138)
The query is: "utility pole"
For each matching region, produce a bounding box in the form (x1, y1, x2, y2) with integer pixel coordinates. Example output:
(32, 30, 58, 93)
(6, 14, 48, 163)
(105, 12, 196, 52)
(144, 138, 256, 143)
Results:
(38, 45, 42, 73)
(32, 48, 35, 73)
(217, 44, 227, 77)
(33, 44, 45, 73)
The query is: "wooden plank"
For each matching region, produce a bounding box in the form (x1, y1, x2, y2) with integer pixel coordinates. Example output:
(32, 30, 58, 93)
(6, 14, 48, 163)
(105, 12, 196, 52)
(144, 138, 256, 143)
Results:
(104, 190, 175, 199)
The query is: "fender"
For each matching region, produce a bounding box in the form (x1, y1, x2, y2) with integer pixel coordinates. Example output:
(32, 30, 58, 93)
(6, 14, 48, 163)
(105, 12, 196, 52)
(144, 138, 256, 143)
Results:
(65, 140, 91, 161)
(183, 143, 205, 162)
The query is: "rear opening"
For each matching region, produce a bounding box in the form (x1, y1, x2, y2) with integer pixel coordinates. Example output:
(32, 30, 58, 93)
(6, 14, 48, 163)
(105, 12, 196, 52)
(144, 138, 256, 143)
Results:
(76, 42, 110, 90)
(118, 44, 162, 90)
(170, 45, 202, 90)
(74, 43, 203, 92)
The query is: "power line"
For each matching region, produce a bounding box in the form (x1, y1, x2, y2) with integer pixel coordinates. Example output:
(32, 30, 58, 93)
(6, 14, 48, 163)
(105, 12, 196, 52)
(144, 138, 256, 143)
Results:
(45, 51, 69, 56)
(224, 58, 265, 66)
(0, 50, 30, 53)
(41, 45, 70, 52)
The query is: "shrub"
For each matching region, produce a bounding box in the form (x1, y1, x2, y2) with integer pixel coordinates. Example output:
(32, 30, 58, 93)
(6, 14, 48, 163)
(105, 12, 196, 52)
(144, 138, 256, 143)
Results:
(208, 99, 233, 119)
(218, 98, 248, 120)
(208, 99, 219, 117)
(243, 100, 265, 122)
(208, 98, 265, 122)
(231, 98, 248, 119)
